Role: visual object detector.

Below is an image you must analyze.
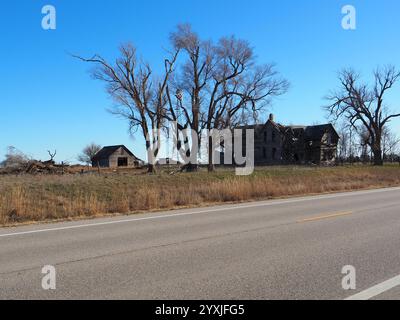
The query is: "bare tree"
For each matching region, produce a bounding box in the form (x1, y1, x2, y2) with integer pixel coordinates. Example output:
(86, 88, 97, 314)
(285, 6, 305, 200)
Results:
(74, 26, 287, 172)
(0, 146, 30, 168)
(165, 24, 214, 171)
(166, 24, 289, 172)
(325, 66, 400, 165)
(78, 143, 102, 165)
(74, 44, 179, 173)
(47, 150, 56, 161)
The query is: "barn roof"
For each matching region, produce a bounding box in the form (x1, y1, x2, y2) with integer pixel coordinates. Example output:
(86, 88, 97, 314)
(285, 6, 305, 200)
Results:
(91, 145, 139, 162)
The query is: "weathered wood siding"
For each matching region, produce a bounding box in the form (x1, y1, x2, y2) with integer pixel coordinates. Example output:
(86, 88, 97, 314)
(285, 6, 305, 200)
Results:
(108, 147, 137, 168)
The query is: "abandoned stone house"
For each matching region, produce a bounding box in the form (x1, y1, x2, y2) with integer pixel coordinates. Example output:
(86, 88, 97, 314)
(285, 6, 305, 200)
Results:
(238, 114, 339, 165)
(91, 145, 143, 168)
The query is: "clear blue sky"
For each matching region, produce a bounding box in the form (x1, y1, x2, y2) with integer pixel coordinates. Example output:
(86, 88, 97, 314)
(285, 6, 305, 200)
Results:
(1, 0, 400, 162)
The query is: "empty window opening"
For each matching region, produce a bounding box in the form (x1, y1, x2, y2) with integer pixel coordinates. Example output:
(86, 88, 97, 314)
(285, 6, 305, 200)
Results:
(118, 157, 128, 167)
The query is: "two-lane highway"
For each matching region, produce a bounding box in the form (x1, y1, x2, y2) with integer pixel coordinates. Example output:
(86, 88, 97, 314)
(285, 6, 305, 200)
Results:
(1, 187, 400, 299)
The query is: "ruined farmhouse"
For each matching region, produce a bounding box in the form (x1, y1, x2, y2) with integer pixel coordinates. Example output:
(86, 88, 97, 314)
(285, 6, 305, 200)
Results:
(91, 145, 144, 168)
(238, 114, 339, 165)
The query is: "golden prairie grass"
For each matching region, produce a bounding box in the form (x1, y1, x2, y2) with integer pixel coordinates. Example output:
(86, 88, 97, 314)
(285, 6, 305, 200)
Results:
(0, 165, 399, 226)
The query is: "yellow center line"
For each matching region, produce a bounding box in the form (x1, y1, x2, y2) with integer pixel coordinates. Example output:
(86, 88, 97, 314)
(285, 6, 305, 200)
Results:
(298, 211, 353, 223)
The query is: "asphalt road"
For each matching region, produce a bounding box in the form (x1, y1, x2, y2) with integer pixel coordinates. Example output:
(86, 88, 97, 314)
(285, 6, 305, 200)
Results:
(1, 187, 400, 300)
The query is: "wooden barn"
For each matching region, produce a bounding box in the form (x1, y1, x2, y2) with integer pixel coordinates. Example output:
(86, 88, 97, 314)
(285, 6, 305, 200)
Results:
(91, 145, 143, 168)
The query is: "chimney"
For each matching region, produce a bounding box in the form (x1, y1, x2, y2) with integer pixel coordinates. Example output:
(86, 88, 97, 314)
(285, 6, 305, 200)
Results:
(269, 113, 274, 122)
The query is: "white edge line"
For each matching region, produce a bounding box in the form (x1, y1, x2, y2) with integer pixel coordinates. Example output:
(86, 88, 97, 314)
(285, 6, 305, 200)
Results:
(345, 274, 400, 300)
(1, 187, 399, 239)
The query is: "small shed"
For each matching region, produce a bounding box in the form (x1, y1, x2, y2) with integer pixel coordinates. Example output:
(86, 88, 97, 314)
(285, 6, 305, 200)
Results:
(91, 145, 143, 168)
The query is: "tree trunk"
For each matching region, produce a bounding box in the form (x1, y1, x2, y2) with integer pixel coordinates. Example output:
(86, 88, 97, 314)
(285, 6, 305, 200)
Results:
(372, 133, 383, 166)
(208, 135, 215, 172)
(178, 132, 200, 173)
(147, 164, 157, 173)
(373, 149, 383, 166)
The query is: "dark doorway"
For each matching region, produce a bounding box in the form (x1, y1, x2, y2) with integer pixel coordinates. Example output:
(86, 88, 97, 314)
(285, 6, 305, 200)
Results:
(118, 157, 128, 167)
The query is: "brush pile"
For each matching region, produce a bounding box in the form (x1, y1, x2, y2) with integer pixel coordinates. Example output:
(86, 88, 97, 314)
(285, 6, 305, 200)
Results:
(0, 160, 74, 175)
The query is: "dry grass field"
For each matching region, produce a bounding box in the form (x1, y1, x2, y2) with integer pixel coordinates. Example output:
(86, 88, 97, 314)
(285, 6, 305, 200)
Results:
(1, 165, 400, 226)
